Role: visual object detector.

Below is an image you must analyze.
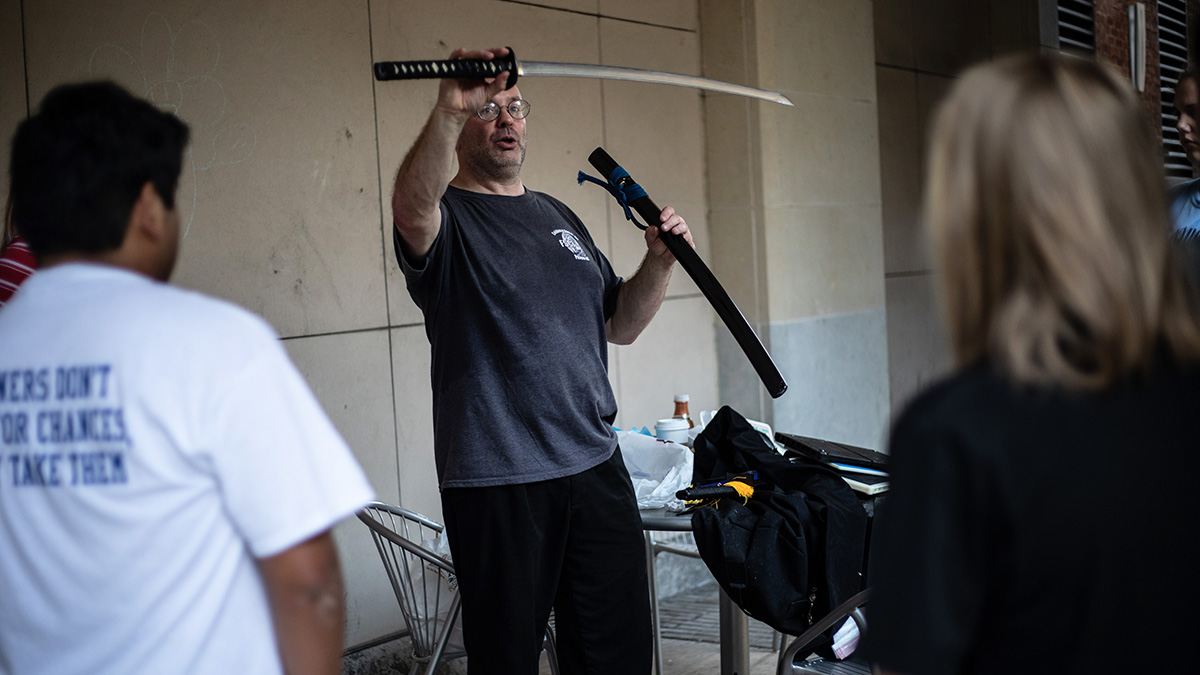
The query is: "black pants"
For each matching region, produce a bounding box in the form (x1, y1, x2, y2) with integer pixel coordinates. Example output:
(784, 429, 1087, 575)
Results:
(441, 447, 652, 675)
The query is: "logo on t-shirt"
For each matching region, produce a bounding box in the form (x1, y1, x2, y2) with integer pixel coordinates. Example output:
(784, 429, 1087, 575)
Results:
(551, 229, 591, 261)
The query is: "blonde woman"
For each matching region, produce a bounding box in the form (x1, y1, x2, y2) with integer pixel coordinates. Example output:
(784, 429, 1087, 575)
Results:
(865, 53, 1200, 674)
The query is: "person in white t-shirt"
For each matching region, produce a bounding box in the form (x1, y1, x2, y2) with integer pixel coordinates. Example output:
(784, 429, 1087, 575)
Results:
(0, 81, 374, 675)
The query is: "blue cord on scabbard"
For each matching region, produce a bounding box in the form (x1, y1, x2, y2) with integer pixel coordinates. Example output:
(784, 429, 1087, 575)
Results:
(577, 167, 649, 230)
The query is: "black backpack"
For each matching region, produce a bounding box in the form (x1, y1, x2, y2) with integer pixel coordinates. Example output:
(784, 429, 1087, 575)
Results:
(689, 407, 868, 636)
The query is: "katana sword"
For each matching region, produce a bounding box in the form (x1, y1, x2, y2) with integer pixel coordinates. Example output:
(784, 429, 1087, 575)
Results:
(373, 48, 793, 106)
(587, 147, 788, 399)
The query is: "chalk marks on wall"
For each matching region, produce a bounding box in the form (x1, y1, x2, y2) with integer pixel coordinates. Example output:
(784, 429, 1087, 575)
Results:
(89, 13, 257, 237)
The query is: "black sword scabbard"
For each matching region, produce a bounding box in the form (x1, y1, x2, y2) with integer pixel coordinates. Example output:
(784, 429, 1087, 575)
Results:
(588, 147, 787, 399)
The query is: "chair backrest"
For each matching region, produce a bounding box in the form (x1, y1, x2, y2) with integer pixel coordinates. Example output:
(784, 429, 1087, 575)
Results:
(648, 530, 702, 559)
(358, 501, 463, 662)
(777, 588, 869, 675)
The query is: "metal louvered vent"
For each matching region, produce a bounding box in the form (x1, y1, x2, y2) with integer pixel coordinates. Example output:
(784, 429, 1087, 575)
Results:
(1160, 0, 1192, 180)
(1058, 0, 1097, 53)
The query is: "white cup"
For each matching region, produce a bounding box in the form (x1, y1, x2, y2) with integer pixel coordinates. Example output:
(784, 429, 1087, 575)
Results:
(654, 418, 690, 444)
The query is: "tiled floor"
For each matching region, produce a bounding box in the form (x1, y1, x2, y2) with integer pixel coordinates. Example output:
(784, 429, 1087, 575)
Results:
(344, 582, 789, 675)
(652, 637, 783, 675)
(657, 581, 781, 650)
(537, 581, 787, 675)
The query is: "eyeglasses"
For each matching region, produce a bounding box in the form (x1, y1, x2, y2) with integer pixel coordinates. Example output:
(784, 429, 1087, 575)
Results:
(477, 99, 531, 122)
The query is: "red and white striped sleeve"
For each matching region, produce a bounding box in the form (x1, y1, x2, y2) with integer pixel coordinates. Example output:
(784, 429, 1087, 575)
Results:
(0, 235, 37, 306)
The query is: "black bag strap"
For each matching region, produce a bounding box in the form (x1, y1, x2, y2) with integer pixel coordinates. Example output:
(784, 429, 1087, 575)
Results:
(719, 504, 749, 597)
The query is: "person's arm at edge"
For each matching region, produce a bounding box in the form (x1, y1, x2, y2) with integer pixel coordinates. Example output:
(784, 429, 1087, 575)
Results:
(390, 47, 512, 263)
(606, 205, 693, 345)
(258, 530, 346, 675)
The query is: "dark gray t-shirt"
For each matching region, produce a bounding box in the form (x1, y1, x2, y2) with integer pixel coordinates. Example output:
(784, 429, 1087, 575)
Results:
(397, 185, 624, 488)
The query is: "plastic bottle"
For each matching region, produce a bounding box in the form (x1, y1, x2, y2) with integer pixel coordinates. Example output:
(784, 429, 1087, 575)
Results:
(672, 394, 695, 429)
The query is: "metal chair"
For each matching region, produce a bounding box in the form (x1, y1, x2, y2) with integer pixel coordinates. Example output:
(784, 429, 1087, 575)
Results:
(776, 589, 870, 675)
(358, 501, 560, 675)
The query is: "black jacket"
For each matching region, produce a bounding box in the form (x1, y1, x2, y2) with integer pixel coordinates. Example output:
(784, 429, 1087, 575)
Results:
(689, 407, 869, 636)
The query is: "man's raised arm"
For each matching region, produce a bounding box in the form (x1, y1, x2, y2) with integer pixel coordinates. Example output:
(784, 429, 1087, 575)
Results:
(606, 205, 693, 345)
(391, 47, 512, 262)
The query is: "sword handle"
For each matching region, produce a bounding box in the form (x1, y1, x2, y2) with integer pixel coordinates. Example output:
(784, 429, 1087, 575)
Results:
(373, 48, 518, 88)
(588, 147, 788, 399)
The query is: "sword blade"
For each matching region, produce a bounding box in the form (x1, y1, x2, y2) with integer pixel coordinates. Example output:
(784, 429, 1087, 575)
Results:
(518, 61, 793, 106)
(372, 48, 793, 106)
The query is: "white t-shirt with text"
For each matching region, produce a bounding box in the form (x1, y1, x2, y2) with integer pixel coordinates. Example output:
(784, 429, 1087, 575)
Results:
(0, 263, 374, 675)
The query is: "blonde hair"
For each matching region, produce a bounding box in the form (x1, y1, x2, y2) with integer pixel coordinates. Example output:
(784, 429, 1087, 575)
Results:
(925, 52, 1200, 389)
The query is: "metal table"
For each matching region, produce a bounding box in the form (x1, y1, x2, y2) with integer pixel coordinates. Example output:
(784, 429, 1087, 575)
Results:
(640, 507, 750, 675)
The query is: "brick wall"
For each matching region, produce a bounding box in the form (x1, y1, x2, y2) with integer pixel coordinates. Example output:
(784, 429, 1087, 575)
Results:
(1094, 0, 1163, 139)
